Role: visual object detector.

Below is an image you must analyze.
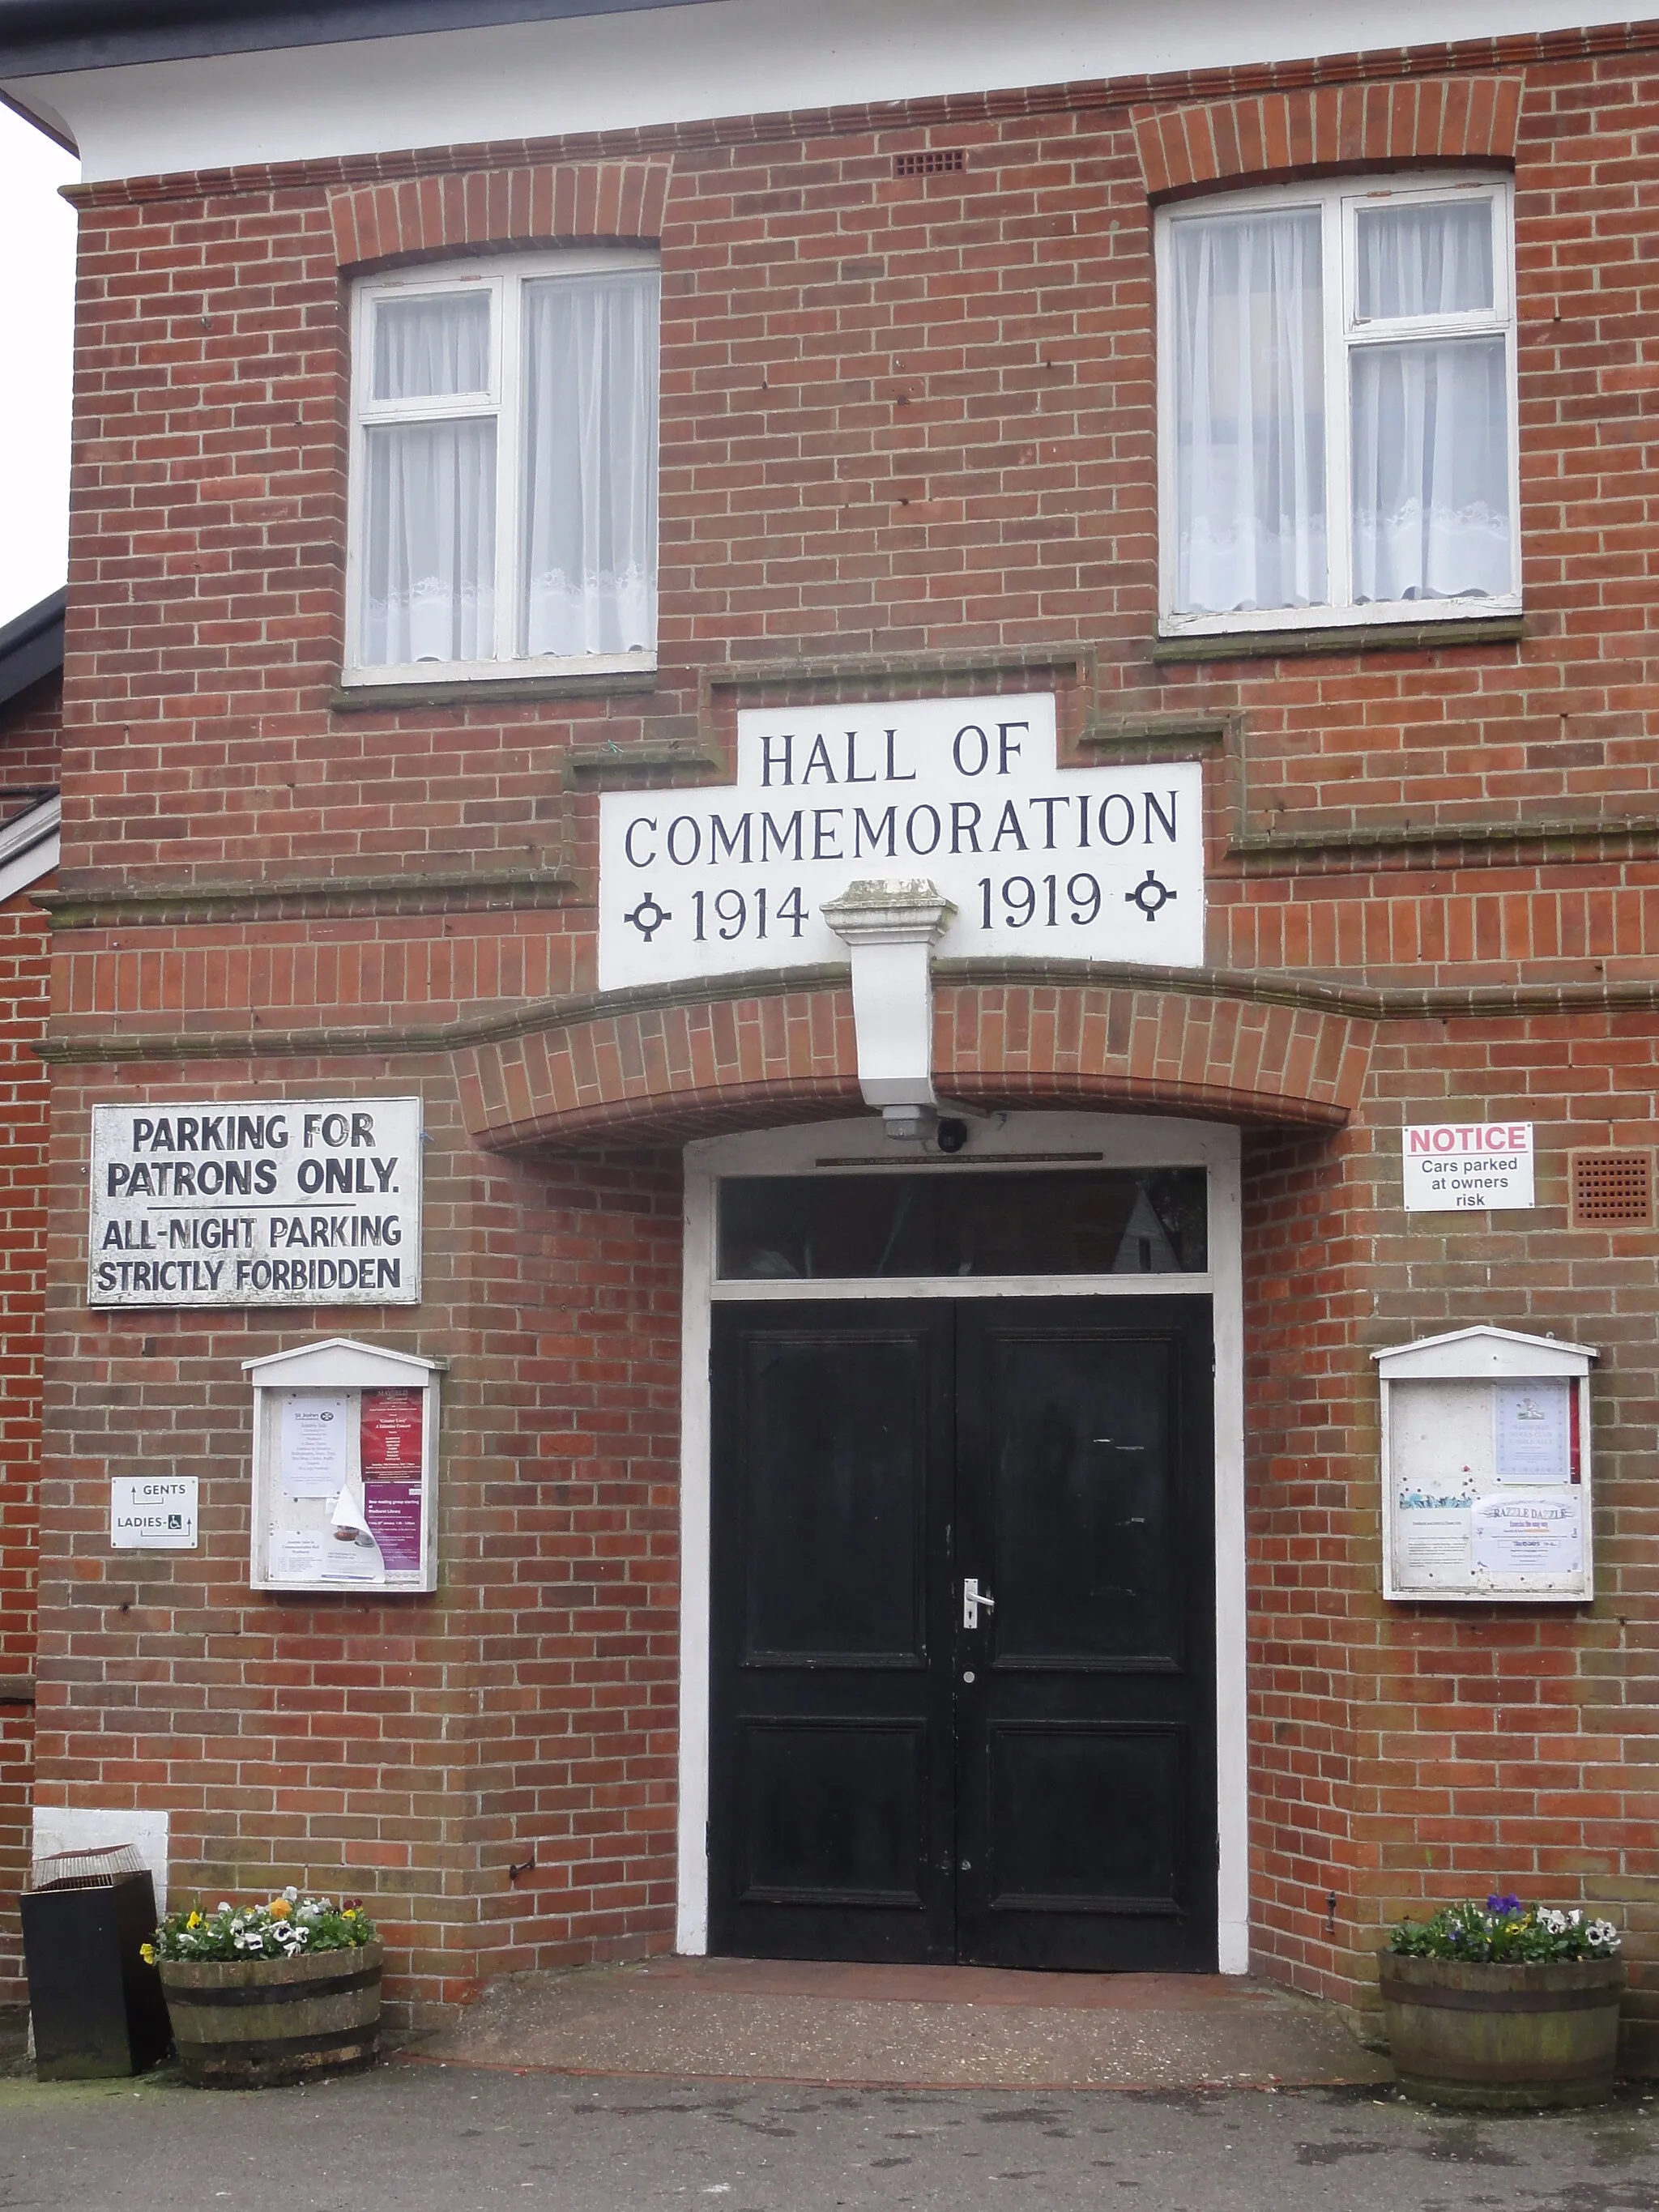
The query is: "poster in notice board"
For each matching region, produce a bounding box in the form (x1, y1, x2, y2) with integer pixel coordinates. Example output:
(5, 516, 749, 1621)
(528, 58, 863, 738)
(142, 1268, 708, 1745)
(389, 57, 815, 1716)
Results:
(360, 1388, 424, 1575)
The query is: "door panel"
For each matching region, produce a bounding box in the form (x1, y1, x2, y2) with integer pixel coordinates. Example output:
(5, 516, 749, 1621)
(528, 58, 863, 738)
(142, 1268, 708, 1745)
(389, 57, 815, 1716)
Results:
(984, 1328, 1182, 1666)
(740, 1332, 928, 1664)
(983, 1722, 1186, 1909)
(709, 1304, 955, 1961)
(954, 1299, 1216, 1970)
(708, 1294, 1216, 1971)
(735, 1719, 928, 1907)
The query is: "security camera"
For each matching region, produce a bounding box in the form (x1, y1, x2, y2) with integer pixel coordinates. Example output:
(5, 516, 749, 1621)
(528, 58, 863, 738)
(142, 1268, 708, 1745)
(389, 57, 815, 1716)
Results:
(936, 1118, 969, 1155)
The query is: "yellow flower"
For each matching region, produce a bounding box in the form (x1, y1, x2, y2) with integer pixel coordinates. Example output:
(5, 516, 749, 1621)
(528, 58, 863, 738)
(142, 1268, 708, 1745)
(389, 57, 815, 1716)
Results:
(139, 1944, 156, 1965)
(186, 1912, 202, 1929)
(267, 1898, 292, 1919)
(343, 1908, 356, 1919)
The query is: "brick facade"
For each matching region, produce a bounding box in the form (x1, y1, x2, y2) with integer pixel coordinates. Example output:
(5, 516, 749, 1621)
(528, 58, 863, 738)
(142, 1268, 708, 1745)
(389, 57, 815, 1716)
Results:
(23, 23, 1659, 2051)
(0, 673, 60, 2002)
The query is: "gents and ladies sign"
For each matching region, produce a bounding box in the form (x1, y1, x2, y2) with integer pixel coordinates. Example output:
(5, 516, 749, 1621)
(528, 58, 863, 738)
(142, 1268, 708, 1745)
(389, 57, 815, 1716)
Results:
(89, 1097, 422, 1307)
(597, 693, 1205, 989)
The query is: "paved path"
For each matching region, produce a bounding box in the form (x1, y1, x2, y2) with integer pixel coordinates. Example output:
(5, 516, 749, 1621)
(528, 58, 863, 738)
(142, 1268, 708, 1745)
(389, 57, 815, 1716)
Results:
(2, 2062, 1658, 2212)
(410, 1958, 1392, 2091)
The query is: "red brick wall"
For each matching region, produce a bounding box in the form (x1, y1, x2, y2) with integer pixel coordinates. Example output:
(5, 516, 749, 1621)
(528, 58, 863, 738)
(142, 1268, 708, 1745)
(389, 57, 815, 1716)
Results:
(34, 31, 1659, 2037)
(1245, 1014, 1659, 2059)
(36, 1072, 682, 2022)
(50, 40, 1659, 898)
(0, 673, 59, 2003)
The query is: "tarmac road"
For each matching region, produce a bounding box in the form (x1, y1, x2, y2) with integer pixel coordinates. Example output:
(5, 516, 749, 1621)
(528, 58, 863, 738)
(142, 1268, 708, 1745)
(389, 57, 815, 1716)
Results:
(2, 2061, 1659, 2212)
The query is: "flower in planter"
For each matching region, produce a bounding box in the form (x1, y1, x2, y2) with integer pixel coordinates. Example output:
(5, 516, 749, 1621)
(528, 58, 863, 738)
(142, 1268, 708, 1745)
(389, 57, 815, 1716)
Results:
(1387, 1895, 1621, 1963)
(147, 1891, 379, 1965)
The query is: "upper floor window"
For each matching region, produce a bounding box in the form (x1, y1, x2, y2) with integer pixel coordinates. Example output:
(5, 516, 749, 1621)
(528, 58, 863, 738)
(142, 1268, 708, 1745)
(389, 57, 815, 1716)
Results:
(1157, 177, 1517, 637)
(345, 251, 659, 685)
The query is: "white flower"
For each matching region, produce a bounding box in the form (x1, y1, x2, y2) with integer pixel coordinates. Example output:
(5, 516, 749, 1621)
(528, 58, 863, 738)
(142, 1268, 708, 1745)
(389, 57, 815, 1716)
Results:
(1570, 1908, 1583, 1925)
(1588, 1920, 1620, 1950)
(284, 1886, 299, 1903)
(1541, 1908, 1567, 1933)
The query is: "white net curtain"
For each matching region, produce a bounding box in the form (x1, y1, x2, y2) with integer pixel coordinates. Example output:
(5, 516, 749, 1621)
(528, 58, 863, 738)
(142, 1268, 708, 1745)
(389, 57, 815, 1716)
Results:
(1350, 201, 1510, 606)
(362, 292, 496, 666)
(1169, 195, 1511, 617)
(1170, 209, 1328, 616)
(360, 268, 659, 667)
(519, 273, 659, 658)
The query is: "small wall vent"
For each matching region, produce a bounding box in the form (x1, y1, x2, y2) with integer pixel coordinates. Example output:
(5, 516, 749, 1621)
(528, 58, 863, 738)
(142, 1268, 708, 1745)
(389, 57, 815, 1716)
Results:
(1570, 1149, 1654, 1230)
(893, 149, 966, 177)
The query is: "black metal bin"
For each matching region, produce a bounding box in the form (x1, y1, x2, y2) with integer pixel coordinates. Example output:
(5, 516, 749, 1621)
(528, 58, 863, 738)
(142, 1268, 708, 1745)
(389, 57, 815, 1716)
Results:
(18, 1844, 171, 2078)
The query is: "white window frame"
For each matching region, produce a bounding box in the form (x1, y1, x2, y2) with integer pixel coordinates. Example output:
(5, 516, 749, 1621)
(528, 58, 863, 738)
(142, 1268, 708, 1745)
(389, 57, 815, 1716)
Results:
(1156, 173, 1519, 639)
(343, 248, 660, 687)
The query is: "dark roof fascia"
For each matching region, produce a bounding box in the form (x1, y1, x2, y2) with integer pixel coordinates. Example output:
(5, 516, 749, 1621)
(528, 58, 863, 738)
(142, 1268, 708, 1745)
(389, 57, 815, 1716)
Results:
(0, 0, 720, 75)
(0, 588, 66, 715)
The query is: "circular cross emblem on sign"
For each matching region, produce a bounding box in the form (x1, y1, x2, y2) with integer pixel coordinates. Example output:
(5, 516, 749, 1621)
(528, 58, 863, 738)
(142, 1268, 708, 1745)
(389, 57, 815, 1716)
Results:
(1125, 868, 1176, 922)
(625, 890, 672, 943)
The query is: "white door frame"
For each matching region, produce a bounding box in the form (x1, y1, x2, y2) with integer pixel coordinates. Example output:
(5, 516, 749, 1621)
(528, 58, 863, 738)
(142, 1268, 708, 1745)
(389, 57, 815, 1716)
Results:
(674, 1109, 1248, 1974)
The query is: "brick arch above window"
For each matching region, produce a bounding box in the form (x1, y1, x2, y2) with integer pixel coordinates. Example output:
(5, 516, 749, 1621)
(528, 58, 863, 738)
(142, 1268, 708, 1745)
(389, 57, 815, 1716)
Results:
(1133, 75, 1523, 199)
(328, 159, 672, 270)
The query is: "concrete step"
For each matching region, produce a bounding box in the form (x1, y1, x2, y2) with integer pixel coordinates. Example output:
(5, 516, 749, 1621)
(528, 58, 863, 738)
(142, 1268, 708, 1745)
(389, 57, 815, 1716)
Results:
(406, 1958, 1392, 2092)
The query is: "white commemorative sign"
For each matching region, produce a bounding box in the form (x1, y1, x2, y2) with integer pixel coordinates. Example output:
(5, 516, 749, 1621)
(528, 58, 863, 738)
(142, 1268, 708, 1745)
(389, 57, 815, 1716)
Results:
(89, 1097, 422, 1307)
(598, 693, 1205, 990)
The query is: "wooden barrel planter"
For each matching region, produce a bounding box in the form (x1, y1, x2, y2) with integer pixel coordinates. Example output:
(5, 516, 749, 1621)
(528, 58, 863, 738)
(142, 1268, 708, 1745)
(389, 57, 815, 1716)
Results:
(1380, 1952, 1625, 2110)
(158, 1941, 382, 2089)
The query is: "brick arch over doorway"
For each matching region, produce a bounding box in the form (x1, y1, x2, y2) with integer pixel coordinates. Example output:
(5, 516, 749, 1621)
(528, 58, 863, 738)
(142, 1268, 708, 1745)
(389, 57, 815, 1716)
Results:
(458, 973, 1374, 1150)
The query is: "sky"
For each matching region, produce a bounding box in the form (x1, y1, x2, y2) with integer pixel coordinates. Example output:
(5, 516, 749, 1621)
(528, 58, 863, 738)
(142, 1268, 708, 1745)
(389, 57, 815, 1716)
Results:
(0, 101, 77, 631)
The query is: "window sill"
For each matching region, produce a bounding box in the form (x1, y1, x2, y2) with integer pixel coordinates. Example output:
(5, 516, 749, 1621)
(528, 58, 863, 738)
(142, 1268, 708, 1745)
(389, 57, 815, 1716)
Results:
(331, 667, 661, 711)
(1151, 615, 1525, 663)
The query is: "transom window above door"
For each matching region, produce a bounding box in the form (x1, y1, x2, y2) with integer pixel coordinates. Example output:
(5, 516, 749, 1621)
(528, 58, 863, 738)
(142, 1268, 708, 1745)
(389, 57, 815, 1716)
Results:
(1157, 176, 1517, 637)
(718, 1167, 1209, 1281)
(344, 251, 659, 685)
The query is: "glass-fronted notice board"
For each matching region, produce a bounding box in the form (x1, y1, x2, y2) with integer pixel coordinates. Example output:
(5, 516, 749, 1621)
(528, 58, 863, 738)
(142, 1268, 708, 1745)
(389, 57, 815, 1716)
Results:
(245, 1337, 442, 1593)
(1375, 1326, 1596, 1604)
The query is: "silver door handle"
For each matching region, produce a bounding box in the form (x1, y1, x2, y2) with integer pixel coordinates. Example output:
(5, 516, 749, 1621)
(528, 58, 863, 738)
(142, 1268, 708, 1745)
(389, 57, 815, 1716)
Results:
(962, 1577, 996, 1629)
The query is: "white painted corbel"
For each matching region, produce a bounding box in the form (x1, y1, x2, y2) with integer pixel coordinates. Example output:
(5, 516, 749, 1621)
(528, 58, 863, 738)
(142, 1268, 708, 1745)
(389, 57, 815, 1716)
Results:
(821, 878, 955, 1132)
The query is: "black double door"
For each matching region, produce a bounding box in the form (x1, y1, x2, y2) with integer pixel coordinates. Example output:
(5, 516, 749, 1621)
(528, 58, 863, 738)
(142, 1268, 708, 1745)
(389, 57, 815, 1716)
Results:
(708, 1296, 1217, 1971)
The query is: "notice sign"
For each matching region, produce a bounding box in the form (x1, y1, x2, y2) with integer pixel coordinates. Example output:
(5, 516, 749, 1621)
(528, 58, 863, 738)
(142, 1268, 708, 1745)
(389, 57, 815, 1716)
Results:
(361, 1387, 425, 1573)
(89, 1097, 422, 1307)
(1494, 1379, 1572, 1485)
(597, 693, 1205, 991)
(110, 1476, 198, 1550)
(278, 1392, 352, 1497)
(360, 1388, 424, 1474)
(1471, 1492, 1584, 1577)
(1401, 1122, 1535, 1213)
